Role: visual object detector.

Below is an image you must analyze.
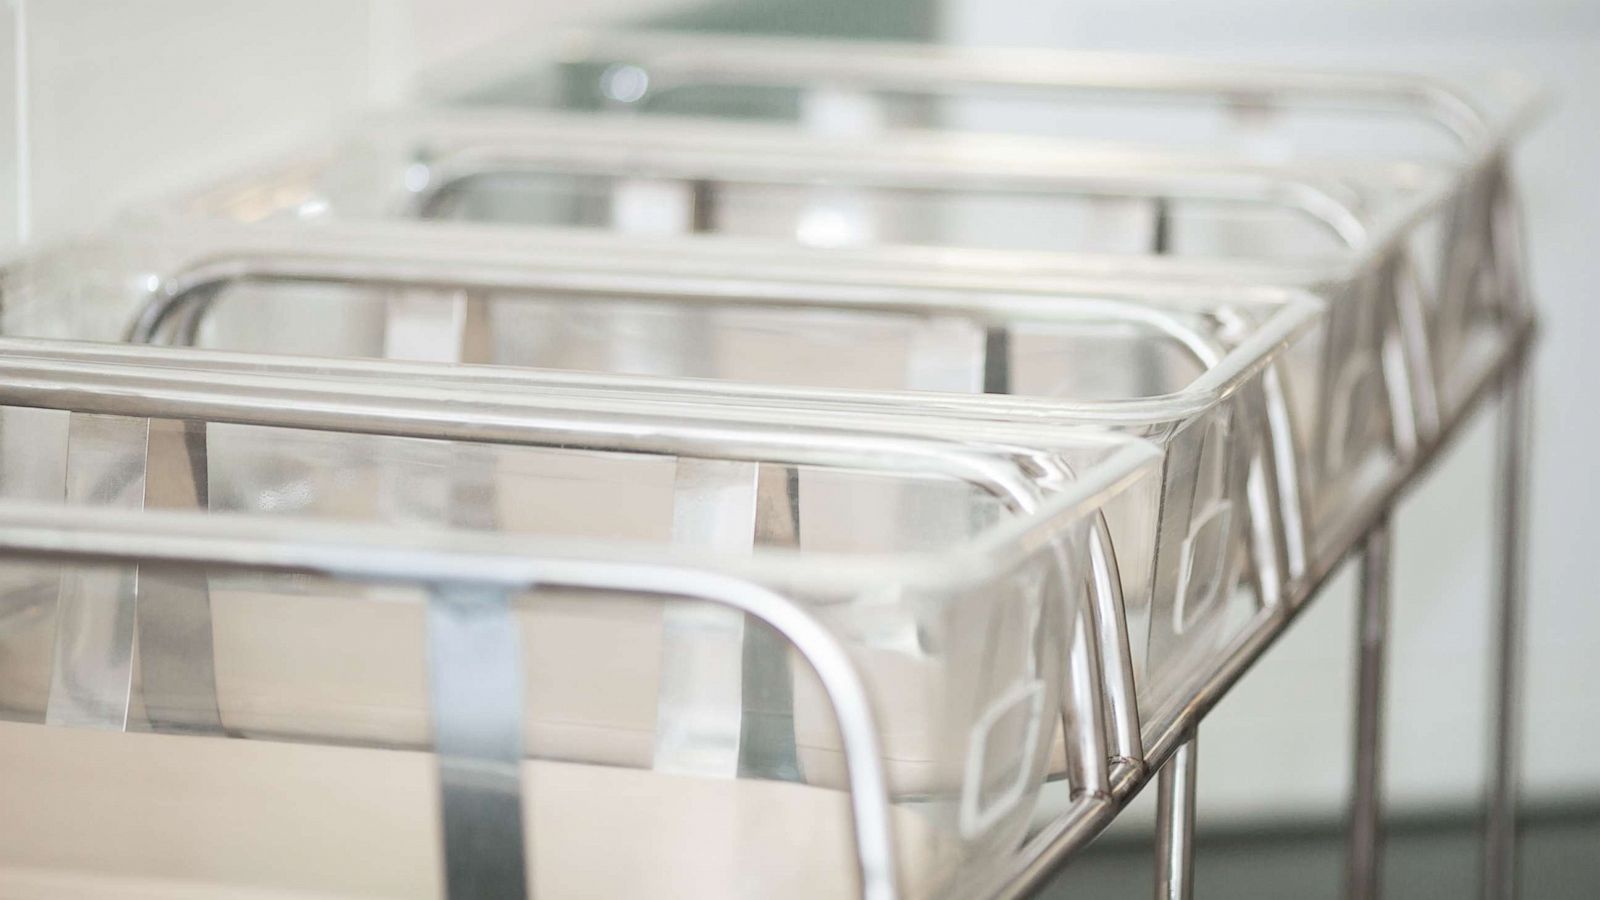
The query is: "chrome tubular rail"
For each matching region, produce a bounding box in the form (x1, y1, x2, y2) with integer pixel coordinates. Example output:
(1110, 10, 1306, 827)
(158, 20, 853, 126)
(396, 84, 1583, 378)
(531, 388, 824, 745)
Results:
(0, 346, 1073, 510)
(387, 112, 1386, 251)
(0, 504, 901, 900)
(560, 30, 1542, 154)
(0, 334, 1166, 899)
(100, 234, 1310, 772)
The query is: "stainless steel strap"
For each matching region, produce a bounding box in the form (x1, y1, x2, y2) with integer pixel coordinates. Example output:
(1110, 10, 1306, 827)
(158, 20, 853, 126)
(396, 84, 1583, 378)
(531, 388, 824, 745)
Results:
(428, 582, 530, 900)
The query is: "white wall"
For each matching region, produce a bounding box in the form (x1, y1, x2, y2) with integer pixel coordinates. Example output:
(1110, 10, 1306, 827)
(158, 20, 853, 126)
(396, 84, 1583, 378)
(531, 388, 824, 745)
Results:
(0, 0, 691, 245)
(404, 0, 688, 99)
(4, 1, 376, 244)
(943, 0, 1600, 822)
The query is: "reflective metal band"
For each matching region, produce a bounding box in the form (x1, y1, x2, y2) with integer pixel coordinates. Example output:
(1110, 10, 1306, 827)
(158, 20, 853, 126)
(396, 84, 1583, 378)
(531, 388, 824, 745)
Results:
(137, 417, 226, 734)
(428, 582, 529, 900)
(740, 463, 802, 782)
(654, 458, 757, 777)
(45, 412, 147, 730)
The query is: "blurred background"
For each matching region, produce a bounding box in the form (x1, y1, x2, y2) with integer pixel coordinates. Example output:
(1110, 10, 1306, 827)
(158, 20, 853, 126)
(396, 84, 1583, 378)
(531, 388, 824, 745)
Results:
(2, 0, 1594, 896)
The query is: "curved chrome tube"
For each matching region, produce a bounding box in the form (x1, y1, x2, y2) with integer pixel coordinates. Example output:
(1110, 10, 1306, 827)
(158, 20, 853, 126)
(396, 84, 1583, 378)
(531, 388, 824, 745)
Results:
(0, 347, 1067, 516)
(564, 29, 1542, 152)
(112, 244, 1308, 759)
(406, 142, 1371, 255)
(122, 244, 1305, 421)
(117, 247, 1294, 771)
(0, 502, 904, 900)
(105, 228, 1314, 783)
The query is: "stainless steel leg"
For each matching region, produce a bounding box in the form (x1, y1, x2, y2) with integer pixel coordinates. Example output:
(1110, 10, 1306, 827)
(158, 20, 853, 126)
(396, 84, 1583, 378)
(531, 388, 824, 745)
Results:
(1154, 733, 1198, 900)
(1484, 365, 1530, 900)
(1347, 518, 1392, 900)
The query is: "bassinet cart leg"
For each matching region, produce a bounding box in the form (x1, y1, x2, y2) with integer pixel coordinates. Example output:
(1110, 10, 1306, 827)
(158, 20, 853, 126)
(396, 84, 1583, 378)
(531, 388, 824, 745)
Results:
(1350, 518, 1388, 896)
(1484, 363, 1531, 900)
(1154, 732, 1198, 900)
(1347, 519, 1392, 899)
